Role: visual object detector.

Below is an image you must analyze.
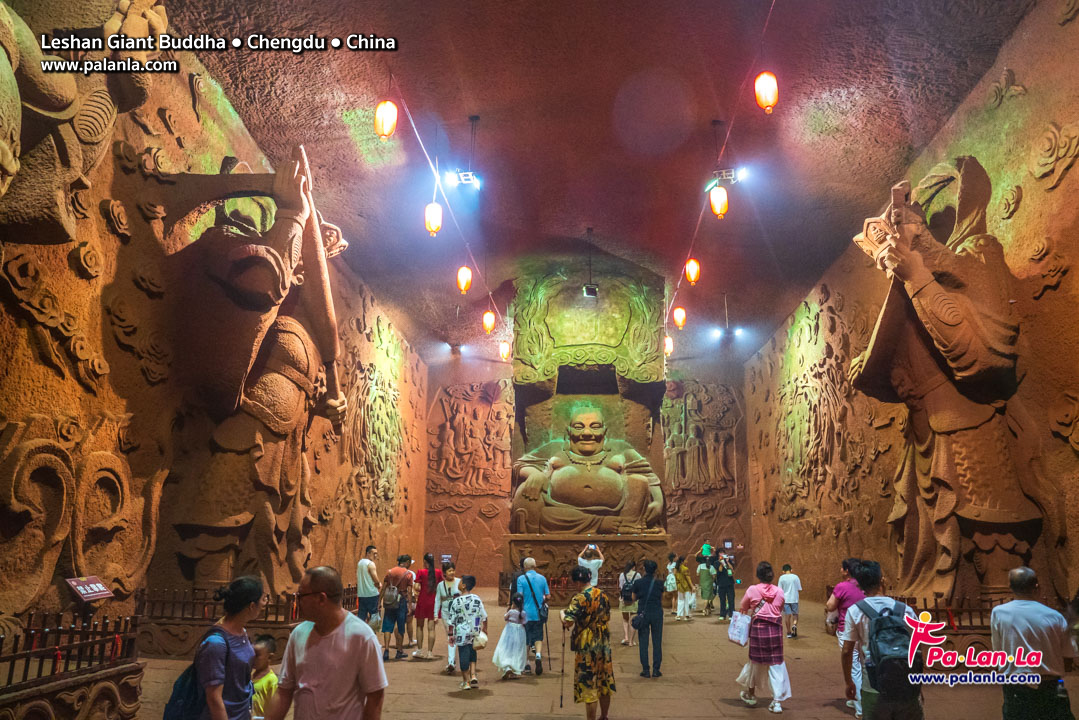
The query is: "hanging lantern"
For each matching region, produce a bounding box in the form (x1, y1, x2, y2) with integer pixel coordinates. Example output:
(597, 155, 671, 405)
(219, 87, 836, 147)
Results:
(672, 306, 687, 330)
(456, 266, 472, 294)
(499, 340, 511, 361)
(425, 201, 443, 236)
(482, 310, 496, 334)
(664, 335, 674, 357)
(754, 71, 778, 114)
(684, 258, 701, 286)
(709, 185, 728, 219)
(374, 100, 399, 141)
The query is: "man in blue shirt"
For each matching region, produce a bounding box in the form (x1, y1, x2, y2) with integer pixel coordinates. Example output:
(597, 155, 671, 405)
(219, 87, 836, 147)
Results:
(516, 557, 550, 675)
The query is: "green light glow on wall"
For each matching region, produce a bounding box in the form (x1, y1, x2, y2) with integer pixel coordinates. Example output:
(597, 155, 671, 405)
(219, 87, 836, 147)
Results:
(342, 107, 403, 168)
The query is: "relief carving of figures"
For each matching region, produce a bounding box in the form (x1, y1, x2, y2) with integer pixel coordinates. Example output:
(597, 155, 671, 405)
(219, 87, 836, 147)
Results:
(0, 412, 163, 614)
(768, 284, 876, 520)
(850, 157, 1067, 603)
(661, 380, 739, 500)
(426, 380, 514, 497)
(167, 148, 348, 595)
(0, 1, 166, 243)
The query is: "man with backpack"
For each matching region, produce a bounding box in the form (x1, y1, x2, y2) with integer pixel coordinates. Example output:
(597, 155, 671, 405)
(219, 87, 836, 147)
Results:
(381, 555, 414, 661)
(843, 560, 922, 720)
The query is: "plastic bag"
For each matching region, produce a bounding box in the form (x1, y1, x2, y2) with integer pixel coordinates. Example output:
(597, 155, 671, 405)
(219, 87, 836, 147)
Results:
(728, 611, 751, 646)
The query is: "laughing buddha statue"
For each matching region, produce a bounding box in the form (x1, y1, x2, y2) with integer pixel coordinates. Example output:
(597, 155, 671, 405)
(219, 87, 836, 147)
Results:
(509, 404, 664, 534)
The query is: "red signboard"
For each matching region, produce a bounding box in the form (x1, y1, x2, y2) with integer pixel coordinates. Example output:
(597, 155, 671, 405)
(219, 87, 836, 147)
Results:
(66, 576, 114, 602)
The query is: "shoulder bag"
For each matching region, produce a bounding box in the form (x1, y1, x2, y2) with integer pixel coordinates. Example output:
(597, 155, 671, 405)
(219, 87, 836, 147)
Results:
(523, 572, 549, 623)
(631, 576, 657, 630)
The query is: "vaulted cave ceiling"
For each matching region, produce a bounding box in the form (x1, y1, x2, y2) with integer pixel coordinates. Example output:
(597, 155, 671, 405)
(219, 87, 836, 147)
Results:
(171, 0, 1035, 361)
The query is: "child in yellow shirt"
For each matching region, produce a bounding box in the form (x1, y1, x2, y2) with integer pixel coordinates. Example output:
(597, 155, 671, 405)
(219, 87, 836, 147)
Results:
(251, 635, 278, 719)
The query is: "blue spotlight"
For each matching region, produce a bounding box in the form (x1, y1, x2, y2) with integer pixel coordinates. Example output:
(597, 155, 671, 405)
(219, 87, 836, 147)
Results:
(736, 167, 749, 182)
(734, 327, 744, 337)
(712, 327, 724, 339)
(444, 171, 459, 188)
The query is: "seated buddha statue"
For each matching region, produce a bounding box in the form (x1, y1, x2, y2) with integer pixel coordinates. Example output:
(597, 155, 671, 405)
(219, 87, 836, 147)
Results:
(509, 405, 664, 534)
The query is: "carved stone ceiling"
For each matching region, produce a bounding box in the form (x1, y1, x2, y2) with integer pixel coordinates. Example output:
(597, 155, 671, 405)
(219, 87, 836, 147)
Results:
(172, 0, 1034, 360)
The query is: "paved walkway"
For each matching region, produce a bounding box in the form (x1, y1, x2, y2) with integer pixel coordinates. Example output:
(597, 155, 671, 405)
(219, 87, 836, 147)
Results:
(140, 592, 1076, 718)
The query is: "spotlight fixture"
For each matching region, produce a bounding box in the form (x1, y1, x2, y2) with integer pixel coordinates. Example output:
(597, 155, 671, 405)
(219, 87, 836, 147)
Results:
(444, 169, 482, 189)
(736, 167, 749, 182)
(582, 229, 598, 298)
(712, 327, 724, 339)
(734, 327, 744, 337)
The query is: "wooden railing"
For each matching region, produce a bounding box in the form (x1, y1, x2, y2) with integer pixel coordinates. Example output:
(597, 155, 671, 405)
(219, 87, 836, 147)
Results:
(0, 611, 139, 693)
(134, 584, 361, 623)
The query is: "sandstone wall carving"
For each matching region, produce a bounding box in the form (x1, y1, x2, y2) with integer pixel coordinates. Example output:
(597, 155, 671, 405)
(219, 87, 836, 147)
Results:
(0, 1, 426, 619)
(747, 0, 1079, 602)
(424, 380, 514, 585)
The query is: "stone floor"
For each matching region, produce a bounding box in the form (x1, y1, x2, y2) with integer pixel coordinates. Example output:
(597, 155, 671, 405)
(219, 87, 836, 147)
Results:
(140, 592, 1077, 719)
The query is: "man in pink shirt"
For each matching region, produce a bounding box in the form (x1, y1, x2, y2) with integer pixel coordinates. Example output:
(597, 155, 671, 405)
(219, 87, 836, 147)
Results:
(826, 558, 866, 718)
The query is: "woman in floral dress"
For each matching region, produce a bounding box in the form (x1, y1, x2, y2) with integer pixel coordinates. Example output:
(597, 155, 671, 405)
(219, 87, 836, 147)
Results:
(561, 565, 616, 720)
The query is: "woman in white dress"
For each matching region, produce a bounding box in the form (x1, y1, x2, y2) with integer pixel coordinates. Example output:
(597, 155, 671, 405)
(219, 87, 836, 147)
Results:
(492, 593, 528, 679)
(435, 561, 462, 674)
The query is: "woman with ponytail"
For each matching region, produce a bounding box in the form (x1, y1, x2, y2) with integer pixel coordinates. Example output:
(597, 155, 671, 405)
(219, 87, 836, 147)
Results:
(412, 552, 443, 659)
(196, 576, 266, 720)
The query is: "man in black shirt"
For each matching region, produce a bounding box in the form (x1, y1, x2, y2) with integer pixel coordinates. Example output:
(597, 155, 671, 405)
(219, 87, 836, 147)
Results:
(715, 554, 736, 621)
(632, 559, 666, 678)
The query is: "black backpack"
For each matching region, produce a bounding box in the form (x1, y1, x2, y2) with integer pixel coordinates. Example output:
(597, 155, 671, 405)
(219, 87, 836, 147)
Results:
(857, 599, 922, 701)
(620, 572, 639, 603)
(163, 627, 230, 720)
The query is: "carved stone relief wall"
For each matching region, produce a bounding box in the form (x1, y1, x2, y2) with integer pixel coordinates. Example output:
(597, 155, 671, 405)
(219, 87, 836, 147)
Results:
(661, 379, 749, 566)
(747, 0, 1079, 602)
(423, 380, 514, 586)
(0, 2, 427, 619)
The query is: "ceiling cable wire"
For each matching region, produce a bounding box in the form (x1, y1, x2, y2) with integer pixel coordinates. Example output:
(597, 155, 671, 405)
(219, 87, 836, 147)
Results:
(666, 0, 779, 321)
(393, 78, 503, 322)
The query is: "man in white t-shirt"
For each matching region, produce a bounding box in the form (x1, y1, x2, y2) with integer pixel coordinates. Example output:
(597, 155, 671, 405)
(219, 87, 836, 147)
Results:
(843, 560, 921, 720)
(268, 566, 388, 720)
(577, 543, 604, 587)
(991, 567, 1077, 720)
(356, 546, 381, 624)
(777, 564, 802, 638)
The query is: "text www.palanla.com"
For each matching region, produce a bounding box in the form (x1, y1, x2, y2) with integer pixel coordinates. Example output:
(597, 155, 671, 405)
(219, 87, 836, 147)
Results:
(40, 57, 179, 74)
(909, 672, 1043, 687)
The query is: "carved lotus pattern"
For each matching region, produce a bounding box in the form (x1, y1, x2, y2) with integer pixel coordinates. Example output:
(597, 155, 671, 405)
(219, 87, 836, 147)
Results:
(1050, 392, 1079, 453)
(74, 241, 104, 279)
(1030, 122, 1079, 190)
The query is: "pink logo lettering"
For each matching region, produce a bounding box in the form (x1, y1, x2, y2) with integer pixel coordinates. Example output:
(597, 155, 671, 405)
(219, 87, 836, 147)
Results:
(905, 611, 947, 666)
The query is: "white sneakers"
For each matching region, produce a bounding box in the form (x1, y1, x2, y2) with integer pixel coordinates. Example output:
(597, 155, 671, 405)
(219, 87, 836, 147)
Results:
(768, 701, 783, 713)
(739, 691, 758, 706)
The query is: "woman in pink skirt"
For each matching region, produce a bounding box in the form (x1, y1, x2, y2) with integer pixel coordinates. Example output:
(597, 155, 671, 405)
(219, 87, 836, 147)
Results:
(736, 561, 791, 714)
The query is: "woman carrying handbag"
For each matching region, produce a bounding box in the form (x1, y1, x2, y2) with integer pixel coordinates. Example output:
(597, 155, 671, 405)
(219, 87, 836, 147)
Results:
(735, 561, 791, 714)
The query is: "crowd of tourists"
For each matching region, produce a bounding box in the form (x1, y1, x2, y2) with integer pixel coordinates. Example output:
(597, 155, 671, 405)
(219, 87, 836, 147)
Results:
(163, 541, 1079, 720)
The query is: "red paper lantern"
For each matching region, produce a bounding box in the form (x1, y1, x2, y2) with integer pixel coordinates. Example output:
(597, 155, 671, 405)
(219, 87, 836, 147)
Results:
(672, 306, 687, 330)
(456, 266, 472, 294)
(754, 72, 778, 114)
(374, 100, 398, 140)
(709, 186, 728, 219)
(684, 258, 701, 286)
(482, 310, 496, 334)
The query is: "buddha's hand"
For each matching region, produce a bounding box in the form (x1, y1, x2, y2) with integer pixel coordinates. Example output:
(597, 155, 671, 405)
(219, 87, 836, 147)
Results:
(517, 467, 546, 502)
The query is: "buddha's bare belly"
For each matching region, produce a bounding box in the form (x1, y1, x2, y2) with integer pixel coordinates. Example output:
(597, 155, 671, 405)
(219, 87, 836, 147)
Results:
(548, 464, 625, 509)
